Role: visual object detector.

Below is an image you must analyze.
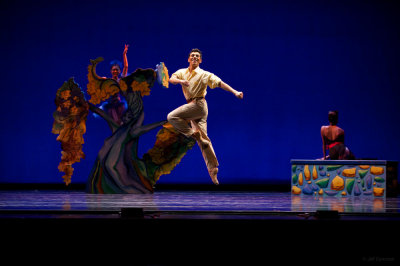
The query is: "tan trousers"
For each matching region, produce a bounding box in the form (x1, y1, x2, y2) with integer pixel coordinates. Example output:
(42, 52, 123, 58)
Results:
(167, 98, 219, 170)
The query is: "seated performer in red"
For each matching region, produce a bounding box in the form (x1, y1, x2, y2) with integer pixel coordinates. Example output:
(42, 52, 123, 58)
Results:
(168, 48, 243, 184)
(321, 110, 355, 160)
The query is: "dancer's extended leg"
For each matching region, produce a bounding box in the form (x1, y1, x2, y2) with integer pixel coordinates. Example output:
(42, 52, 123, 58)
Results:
(167, 99, 219, 184)
(167, 101, 209, 148)
(192, 117, 219, 185)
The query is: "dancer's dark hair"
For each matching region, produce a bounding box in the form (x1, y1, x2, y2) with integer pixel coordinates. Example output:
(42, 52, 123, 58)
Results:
(189, 48, 202, 58)
(328, 110, 339, 125)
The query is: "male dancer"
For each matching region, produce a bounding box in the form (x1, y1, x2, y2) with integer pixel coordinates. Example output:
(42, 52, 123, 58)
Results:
(168, 48, 244, 185)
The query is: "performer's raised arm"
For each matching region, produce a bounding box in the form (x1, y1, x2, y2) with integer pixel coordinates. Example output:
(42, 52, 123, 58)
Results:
(122, 44, 129, 77)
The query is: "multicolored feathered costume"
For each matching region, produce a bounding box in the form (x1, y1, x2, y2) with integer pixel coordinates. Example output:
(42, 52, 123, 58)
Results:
(52, 78, 89, 185)
(52, 58, 195, 193)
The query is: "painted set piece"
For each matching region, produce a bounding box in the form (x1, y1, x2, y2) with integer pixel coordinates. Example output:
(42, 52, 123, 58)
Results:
(291, 160, 388, 198)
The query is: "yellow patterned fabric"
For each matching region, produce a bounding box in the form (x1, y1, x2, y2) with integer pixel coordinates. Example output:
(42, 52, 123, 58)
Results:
(52, 78, 89, 185)
(87, 57, 120, 105)
(144, 123, 196, 185)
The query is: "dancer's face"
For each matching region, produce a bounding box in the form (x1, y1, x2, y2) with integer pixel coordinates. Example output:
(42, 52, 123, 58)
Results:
(111, 65, 121, 78)
(188, 52, 202, 67)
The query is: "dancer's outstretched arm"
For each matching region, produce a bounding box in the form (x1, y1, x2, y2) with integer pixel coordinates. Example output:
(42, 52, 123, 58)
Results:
(220, 81, 243, 99)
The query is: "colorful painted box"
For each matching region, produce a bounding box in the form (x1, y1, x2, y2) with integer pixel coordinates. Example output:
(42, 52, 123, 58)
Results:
(291, 160, 398, 198)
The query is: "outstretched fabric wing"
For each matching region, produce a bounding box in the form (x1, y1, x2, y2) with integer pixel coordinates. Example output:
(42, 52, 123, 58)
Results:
(87, 57, 121, 105)
(52, 78, 89, 185)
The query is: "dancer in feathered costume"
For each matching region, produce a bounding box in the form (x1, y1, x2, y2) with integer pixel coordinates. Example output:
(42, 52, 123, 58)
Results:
(52, 45, 195, 193)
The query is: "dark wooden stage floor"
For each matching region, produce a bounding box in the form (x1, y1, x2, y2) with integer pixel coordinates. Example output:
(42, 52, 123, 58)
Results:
(1, 189, 399, 264)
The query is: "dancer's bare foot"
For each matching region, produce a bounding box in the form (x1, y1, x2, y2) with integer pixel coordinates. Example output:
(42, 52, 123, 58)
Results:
(208, 167, 219, 185)
(192, 131, 209, 149)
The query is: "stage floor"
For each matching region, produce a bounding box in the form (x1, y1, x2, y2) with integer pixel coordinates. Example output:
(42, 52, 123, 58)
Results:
(1, 190, 400, 264)
(1, 190, 399, 219)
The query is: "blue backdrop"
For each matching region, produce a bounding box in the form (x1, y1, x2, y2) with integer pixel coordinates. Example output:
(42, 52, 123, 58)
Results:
(1, 0, 399, 185)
